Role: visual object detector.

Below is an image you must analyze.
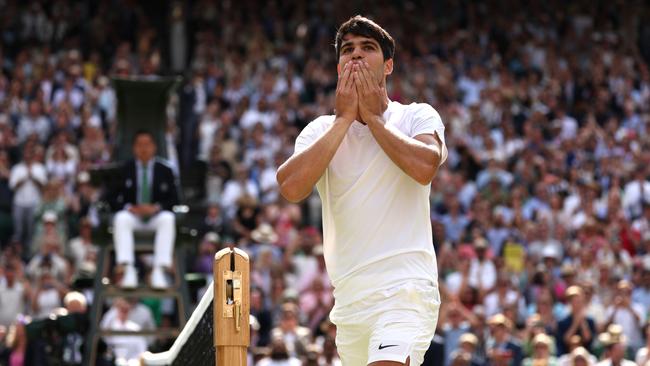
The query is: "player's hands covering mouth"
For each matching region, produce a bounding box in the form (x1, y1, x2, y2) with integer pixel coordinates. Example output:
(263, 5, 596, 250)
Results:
(353, 61, 388, 125)
(335, 61, 359, 123)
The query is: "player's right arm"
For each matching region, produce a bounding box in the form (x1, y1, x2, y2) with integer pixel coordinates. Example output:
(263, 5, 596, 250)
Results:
(276, 62, 357, 203)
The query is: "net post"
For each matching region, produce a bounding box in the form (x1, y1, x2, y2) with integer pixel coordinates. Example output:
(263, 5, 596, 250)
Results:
(214, 247, 250, 366)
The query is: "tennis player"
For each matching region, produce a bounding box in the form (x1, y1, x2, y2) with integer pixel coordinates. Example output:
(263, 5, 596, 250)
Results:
(276, 15, 447, 366)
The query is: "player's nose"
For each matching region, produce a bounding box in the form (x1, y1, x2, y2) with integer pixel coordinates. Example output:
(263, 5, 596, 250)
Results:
(351, 47, 363, 60)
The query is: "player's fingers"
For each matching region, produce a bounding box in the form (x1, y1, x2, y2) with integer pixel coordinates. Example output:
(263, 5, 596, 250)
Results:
(363, 62, 377, 91)
(339, 63, 351, 92)
(352, 66, 361, 92)
(345, 63, 357, 92)
(360, 62, 374, 92)
(353, 62, 367, 94)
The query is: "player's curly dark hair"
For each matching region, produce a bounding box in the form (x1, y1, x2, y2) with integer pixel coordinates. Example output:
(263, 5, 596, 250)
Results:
(335, 15, 395, 61)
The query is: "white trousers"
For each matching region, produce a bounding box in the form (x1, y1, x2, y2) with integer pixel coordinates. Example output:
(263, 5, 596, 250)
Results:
(113, 210, 175, 267)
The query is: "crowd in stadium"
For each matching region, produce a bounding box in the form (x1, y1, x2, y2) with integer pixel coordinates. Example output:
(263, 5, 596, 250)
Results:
(1, 0, 650, 365)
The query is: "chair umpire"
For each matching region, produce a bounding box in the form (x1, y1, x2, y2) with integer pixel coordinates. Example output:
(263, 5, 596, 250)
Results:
(111, 130, 179, 288)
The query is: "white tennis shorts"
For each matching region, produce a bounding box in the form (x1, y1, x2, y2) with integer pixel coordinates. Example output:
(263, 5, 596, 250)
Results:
(329, 280, 440, 366)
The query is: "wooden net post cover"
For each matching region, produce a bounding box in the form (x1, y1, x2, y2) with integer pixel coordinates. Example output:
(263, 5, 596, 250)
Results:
(214, 247, 250, 366)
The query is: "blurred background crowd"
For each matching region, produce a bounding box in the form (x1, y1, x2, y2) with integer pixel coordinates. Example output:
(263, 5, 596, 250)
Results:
(1, 0, 650, 365)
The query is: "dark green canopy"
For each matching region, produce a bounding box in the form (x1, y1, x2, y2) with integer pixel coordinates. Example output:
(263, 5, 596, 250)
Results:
(112, 76, 181, 161)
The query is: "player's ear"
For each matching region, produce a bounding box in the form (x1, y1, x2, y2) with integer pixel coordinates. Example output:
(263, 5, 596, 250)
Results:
(337, 63, 341, 76)
(384, 59, 393, 76)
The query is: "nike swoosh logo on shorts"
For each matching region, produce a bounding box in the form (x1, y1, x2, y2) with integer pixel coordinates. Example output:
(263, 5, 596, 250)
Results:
(378, 344, 398, 350)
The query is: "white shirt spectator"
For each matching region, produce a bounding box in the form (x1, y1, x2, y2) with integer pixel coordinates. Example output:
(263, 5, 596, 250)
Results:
(240, 108, 278, 131)
(483, 289, 524, 318)
(34, 287, 62, 319)
(556, 115, 578, 141)
(102, 317, 148, 362)
(17, 113, 50, 143)
(0, 278, 27, 327)
(68, 236, 98, 274)
(444, 271, 465, 297)
(605, 303, 646, 350)
(97, 83, 116, 120)
(259, 166, 279, 204)
(623, 179, 650, 219)
(221, 179, 259, 217)
(458, 75, 486, 106)
(101, 302, 156, 345)
(9, 161, 47, 207)
(26, 253, 68, 282)
(469, 258, 497, 291)
(46, 156, 76, 184)
(197, 115, 220, 162)
(52, 85, 84, 110)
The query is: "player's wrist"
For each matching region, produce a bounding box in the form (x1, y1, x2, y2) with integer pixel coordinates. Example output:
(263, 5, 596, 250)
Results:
(365, 115, 385, 128)
(334, 115, 355, 125)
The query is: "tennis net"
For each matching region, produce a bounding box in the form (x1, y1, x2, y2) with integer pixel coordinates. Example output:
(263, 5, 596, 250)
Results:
(141, 281, 215, 366)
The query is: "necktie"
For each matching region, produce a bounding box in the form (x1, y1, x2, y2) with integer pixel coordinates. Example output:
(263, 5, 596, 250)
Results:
(141, 162, 150, 204)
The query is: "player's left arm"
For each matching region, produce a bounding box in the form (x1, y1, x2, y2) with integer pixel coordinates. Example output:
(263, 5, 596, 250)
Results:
(369, 123, 443, 185)
(355, 62, 444, 185)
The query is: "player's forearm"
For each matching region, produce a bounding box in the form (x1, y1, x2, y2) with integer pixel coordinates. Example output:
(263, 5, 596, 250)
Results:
(277, 117, 352, 202)
(367, 116, 442, 185)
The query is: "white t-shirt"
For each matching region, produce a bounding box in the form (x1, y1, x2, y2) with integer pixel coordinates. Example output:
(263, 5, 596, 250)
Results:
(294, 101, 447, 307)
(604, 304, 646, 349)
(9, 162, 47, 207)
(34, 288, 62, 319)
(0, 279, 26, 327)
(102, 318, 148, 362)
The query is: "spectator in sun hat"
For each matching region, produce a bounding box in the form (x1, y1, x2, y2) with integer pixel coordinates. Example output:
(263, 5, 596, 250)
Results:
(595, 325, 636, 366)
(487, 313, 524, 366)
(556, 346, 596, 366)
(523, 333, 558, 366)
(251, 223, 279, 245)
(457, 332, 484, 366)
(557, 286, 597, 355)
(270, 302, 311, 359)
(248, 223, 282, 261)
(522, 313, 556, 355)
